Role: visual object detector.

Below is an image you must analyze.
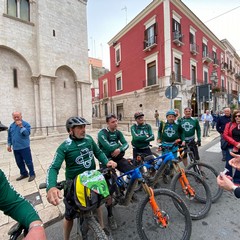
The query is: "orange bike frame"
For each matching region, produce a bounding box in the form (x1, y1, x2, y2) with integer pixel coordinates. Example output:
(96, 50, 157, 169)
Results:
(178, 167, 195, 197)
(148, 187, 168, 227)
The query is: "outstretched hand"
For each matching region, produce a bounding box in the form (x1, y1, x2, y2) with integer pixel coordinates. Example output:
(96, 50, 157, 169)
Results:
(229, 152, 240, 171)
(217, 174, 233, 191)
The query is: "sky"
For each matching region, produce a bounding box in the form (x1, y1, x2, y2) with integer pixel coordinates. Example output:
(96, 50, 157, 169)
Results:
(87, 0, 240, 69)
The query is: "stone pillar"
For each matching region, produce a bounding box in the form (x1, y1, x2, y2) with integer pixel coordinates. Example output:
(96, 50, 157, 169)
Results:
(38, 75, 54, 135)
(31, 76, 42, 135)
(76, 81, 82, 117)
(50, 77, 58, 132)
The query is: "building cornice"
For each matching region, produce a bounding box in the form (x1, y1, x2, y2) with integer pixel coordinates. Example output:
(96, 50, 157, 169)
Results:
(108, 0, 163, 45)
(108, 0, 226, 51)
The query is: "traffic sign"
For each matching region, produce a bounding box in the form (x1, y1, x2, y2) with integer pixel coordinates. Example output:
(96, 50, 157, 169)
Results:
(165, 85, 178, 99)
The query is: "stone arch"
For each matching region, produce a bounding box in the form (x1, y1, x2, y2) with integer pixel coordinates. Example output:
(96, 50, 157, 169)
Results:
(55, 65, 78, 128)
(0, 46, 35, 137)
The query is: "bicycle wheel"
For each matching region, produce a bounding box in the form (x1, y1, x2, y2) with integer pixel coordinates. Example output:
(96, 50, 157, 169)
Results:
(77, 216, 108, 240)
(186, 162, 223, 203)
(170, 170, 212, 220)
(136, 188, 192, 240)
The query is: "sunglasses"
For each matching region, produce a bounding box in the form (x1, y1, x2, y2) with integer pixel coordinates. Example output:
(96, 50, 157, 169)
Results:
(235, 115, 240, 118)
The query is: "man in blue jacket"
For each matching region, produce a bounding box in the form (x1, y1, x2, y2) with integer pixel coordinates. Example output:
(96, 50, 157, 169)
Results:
(7, 112, 36, 182)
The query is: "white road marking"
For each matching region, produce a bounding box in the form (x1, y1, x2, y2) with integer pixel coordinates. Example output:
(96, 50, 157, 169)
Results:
(206, 142, 221, 153)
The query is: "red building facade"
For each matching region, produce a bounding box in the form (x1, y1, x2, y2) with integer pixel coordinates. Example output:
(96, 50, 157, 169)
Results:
(97, 0, 238, 120)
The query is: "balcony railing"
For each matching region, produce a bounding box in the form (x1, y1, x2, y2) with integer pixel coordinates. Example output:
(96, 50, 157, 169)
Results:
(221, 62, 227, 71)
(190, 43, 199, 55)
(212, 59, 219, 67)
(143, 35, 157, 51)
(235, 73, 240, 80)
(202, 52, 213, 63)
(173, 31, 184, 46)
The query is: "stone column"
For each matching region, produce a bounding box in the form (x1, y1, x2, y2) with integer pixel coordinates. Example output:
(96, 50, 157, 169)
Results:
(76, 81, 82, 116)
(50, 77, 58, 132)
(31, 76, 42, 136)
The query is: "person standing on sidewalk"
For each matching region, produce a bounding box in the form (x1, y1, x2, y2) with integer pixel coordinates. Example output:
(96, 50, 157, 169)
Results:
(222, 110, 240, 184)
(201, 110, 213, 137)
(154, 110, 160, 127)
(216, 107, 231, 161)
(7, 112, 36, 182)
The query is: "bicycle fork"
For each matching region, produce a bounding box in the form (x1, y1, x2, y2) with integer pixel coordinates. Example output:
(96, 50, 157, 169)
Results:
(142, 183, 168, 228)
(174, 163, 195, 199)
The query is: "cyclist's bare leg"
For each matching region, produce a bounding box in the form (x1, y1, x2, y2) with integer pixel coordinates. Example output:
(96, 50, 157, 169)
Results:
(96, 206, 104, 228)
(63, 218, 73, 240)
(182, 157, 188, 167)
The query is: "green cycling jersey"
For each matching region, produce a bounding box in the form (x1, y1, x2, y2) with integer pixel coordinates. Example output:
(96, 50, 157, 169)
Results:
(0, 169, 40, 228)
(131, 123, 154, 149)
(177, 117, 201, 142)
(46, 135, 109, 191)
(98, 128, 129, 158)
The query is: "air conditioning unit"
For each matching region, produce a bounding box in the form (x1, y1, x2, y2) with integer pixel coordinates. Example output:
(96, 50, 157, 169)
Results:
(116, 62, 120, 67)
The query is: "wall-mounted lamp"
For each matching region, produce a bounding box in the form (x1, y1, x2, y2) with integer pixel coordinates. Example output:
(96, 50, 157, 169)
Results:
(134, 90, 139, 98)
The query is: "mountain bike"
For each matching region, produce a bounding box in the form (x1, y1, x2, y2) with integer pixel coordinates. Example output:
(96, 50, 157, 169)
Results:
(39, 170, 110, 240)
(138, 145, 212, 220)
(103, 164, 192, 240)
(179, 139, 223, 203)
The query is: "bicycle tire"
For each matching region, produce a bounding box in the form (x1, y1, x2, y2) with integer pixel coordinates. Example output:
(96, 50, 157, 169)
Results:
(136, 188, 192, 240)
(170, 170, 212, 220)
(186, 162, 223, 203)
(77, 216, 108, 240)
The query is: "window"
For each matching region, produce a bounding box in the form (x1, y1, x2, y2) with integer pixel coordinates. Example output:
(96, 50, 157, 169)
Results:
(172, 18, 181, 33)
(204, 70, 208, 84)
(144, 23, 157, 48)
(221, 77, 225, 91)
(103, 80, 108, 98)
(7, 0, 17, 17)
(212, 51, 218, 65)
(13, 68, 18, 88)
(191, 65, 196, 85)
(115, 45, 121, 65)
(147, 61, 156, 86)
(7, 0, 30, 21)
(104, 103, 108, 116)
(174, 58, 181, 83)
(189, 32, 194, 44)
(202, 43, 208, 57)
(115, 73, 122, 91)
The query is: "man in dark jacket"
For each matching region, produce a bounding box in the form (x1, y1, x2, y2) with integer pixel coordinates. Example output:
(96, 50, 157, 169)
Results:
(216, 107, 231, 161)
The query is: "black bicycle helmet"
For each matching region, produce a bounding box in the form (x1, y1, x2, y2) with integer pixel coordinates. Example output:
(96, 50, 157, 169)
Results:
(134, 112, 144, 119)
(66, 117, 90, 132)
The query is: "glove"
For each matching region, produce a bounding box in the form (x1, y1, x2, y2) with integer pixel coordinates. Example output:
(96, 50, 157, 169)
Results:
(197, 140, 201, 147)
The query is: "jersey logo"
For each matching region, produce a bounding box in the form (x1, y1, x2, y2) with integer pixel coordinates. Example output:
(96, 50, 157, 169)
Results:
(75, 148, 93, 168)
(182, 122, 194, 132)
(164, 127, 176, 137)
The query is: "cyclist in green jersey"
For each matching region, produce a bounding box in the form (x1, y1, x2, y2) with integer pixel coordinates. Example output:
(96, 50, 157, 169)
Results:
(131, 112, 155, 159)
(98, 113, 136, 230)
(177, 107, 201, 166)
(0, 169, 46, 239)
(46, 117, 117, 240)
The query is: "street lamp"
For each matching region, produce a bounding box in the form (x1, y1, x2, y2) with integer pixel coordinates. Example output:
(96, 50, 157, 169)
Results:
(210, 70, 218, 111)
